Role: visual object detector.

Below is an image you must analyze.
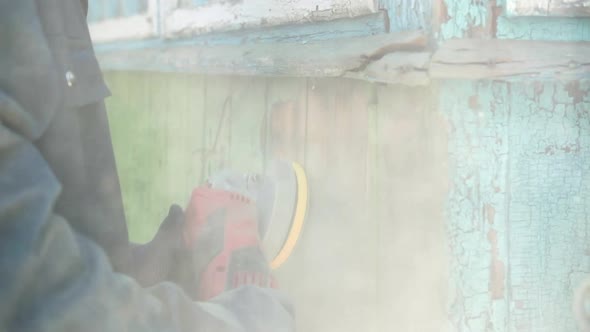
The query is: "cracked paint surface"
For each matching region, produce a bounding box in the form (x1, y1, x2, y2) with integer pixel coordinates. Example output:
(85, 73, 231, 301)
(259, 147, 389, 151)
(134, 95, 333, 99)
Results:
(439, 0, 488, 39)
(441, 80, 590, 331)
(439, 0, 590, 41)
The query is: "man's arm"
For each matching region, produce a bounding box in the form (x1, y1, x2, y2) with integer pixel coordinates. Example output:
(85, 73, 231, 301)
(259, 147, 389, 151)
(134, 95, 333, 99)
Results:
(0, 1, 294, 331)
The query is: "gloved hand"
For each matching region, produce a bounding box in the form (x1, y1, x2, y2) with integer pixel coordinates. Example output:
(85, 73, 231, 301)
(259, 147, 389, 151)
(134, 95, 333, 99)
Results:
(124, 205, 186, 287)
(177, 184, 277, 300)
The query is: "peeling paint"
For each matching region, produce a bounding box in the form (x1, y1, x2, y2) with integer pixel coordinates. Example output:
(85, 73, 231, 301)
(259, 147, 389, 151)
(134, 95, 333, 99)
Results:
(441, 80, 510, 331)
(441, 79, 590, 331)
(378, 0, 430, 31)
(438, 0, 590, 41)
(439, 0, 488, 39)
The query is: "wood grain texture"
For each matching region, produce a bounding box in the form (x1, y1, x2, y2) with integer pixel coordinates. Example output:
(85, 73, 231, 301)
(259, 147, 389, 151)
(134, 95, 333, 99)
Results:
(104, 72, 206, 242)
(430, 39, 590, 80)
(96, 31, 428, 77)
(227, 76, 267, 173)
(302, 78, 376, 332)
(373, 84, 449, 332)
(96, 12, 388, 51)
(164, 0, 376, 37)
(263, 77, 309, 320)
(344, 51, 430, 86)
(202, 76, 233, 178)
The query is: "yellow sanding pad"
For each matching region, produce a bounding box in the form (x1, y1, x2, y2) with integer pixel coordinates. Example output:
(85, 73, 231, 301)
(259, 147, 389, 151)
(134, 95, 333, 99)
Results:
(261, 161, 309, 270)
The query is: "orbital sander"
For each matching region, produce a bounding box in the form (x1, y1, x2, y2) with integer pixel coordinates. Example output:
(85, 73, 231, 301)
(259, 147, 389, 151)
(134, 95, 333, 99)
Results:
(181, 160, 308, 300)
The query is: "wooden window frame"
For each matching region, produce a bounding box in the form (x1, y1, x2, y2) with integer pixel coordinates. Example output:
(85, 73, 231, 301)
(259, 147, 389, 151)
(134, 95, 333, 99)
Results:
(89, 0, 160, 43)
(506, 0, 590, 17)
(161, 0, 377, 38)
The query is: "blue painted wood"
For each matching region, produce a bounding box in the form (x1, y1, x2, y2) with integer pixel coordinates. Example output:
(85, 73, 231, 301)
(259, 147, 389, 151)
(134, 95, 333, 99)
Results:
(441, 79, 590, 331)
(441, 80, 511, 331)
(439, 0, 590, 41)
(121, 0, 148, 16)
(103, 0, 121, 19)
(87, 0, 105, 22)
(191, 0, 209, 6)
(507, 81, 590, 331)
(378, 0, 430, 31)
(94, 12, 387, 52)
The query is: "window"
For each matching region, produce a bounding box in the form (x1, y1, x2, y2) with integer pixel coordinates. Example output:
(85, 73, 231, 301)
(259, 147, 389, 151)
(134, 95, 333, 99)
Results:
(506, 0, 590, 17)
(88, 0, 159, 43)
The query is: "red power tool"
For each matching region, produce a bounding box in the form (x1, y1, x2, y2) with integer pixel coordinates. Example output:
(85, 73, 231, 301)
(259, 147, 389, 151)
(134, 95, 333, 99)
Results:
(182, 160, 309, 300)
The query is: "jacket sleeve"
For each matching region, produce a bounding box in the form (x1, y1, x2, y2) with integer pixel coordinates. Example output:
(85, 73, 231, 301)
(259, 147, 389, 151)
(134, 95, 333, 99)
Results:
(0, 2, 294, 331)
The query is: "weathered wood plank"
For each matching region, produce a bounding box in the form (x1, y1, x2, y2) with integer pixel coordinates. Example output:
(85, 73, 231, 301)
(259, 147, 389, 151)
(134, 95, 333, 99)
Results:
(96, 12, 388, 51)
(430, 39, 590, 80)
(506, 81, 590, 331)
(96, 31, 428, 77)
(301, 78, 376, 332)
(106, 72, 207, 242)
(227, 76, 267, 173)
(262, 77, 309, 325)
(344, 51, 430, 86)
(374, 84, 449, 331)
(506, 0, 590, 17)
(162, 73, 206, 205)
(202, 76, 233, 178)
(439, 80, 511, 331)
(164, 0, 376, 38)
(264, 78, 308, 165)
(378, 0, 431, 31)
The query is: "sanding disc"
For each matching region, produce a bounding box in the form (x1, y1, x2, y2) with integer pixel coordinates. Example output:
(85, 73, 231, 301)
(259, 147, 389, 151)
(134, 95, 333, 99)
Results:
(258, 160, 309, 269)
(205, 160, 309, 269)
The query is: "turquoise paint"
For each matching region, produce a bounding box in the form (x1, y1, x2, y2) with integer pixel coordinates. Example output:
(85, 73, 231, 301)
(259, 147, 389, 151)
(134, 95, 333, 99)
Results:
(507, 80, 590, 331)
(496, 16, 590, 41)
(87, 1, 104, 22)
(191, 0, 209, 6)
(94, 12, 387, 52)
(441, 80, 511, 331)
(378, 0, 430, 31)
(439, 0, 590, 41)
(104, 0, 121, 19)
(441, 79, 590, 331)
(88, 0, 148, 22)
(121, 0, 148, 16)
(439, 0, 487, 39)
(495, 0, 590, 41)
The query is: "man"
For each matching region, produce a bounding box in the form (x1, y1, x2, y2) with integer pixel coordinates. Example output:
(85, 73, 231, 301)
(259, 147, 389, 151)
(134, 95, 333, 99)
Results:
(0, 0, 294, 331)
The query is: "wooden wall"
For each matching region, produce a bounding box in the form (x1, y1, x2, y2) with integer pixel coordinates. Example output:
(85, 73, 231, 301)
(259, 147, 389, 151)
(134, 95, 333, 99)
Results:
(104, 72, 450, 331)
(104, 71, 590, 331)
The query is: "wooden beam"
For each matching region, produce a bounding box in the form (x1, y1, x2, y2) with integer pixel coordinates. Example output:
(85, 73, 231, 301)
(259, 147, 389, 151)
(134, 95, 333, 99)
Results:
(95, 12, 389, 51)
(98, 34, 590, 83)
(344, 52, 430, 86)
(97, 30, 428, 77)
(430, 39, 590, 81)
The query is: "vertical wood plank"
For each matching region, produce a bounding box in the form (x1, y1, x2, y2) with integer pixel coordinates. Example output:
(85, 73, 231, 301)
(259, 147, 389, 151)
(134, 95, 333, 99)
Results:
(227, 77, 267, 173)
(162, 73, 206, 207)
(375, 84, 449, 332)
(507, 81, 590, 332)
(440, 80, 511, 331)
(264, 78, 308, 165)
(202, 76, 233, 178)
(302, 78, 376, 332)
(263, 77, 309, 319)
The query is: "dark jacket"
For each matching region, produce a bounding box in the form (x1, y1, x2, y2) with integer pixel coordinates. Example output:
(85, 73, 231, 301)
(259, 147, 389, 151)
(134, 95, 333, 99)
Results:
(0, 0, 294, 330)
